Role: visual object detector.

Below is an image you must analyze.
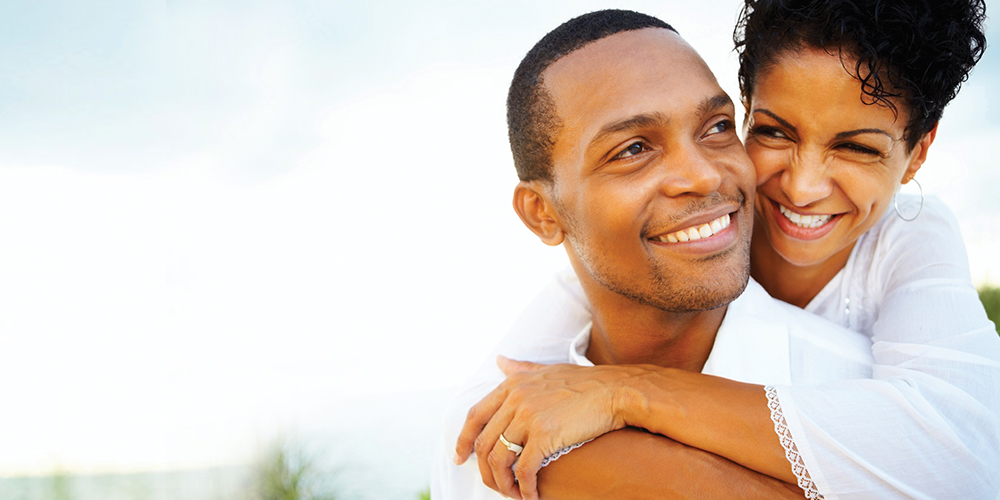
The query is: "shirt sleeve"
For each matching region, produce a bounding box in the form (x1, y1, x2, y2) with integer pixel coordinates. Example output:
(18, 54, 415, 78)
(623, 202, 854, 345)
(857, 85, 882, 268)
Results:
(432, 268, 592, 499)
(773, 197, 1000, 499)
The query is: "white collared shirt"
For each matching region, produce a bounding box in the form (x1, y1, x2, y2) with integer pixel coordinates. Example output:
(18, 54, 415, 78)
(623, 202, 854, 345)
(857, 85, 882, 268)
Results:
(434, 196, 1000, 500)
(431, 277, 873, 500)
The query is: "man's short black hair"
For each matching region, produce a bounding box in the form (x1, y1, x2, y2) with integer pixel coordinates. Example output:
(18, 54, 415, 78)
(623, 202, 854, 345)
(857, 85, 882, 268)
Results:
(507, 10, 677, 182)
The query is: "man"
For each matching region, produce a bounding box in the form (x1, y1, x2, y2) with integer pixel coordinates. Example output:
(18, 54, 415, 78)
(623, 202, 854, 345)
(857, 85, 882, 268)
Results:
(432, 10, 872, 499)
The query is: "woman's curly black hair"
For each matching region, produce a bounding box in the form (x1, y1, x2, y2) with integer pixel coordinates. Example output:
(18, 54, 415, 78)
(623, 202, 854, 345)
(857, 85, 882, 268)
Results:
(734, 0, 987, 151)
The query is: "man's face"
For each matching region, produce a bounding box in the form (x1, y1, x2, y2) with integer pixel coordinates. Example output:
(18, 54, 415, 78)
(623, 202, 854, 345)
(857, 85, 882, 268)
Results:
(541, 28, 755, 312)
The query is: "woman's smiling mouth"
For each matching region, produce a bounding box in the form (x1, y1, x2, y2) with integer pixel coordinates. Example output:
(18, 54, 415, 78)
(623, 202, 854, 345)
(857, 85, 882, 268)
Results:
(778, 203, 832, 228)
(770, 200, 840, 240)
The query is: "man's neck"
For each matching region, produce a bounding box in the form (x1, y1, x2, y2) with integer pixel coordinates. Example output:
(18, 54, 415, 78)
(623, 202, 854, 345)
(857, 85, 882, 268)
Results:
(577, 272, 728, 372)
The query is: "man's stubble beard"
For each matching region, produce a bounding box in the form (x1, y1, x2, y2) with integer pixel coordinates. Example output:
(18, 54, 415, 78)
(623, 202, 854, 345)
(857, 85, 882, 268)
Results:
(571, 234, 751, 313)
(556, 199, 752, 314)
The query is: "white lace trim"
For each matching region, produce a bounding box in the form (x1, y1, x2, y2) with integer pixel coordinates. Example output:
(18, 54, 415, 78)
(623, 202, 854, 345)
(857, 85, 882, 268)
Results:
(765, 385, 823, 500)
(539, 439, 593, 468)
(511, 438, 594, 481)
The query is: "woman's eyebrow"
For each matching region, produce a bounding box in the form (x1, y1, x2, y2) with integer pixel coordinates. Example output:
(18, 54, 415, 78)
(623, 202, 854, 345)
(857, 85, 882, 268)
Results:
(833, 129, 895, 140)
(752, 109, 895, 142)
(751, 109, 796, 133)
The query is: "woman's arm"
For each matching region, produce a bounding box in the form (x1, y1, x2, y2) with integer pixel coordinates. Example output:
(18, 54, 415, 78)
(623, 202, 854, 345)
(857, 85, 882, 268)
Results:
(767, 197, 1000, 497)
(456, 359, 793, 500)
(460, 201, 1000, 499)
(537, 428, 804, 500)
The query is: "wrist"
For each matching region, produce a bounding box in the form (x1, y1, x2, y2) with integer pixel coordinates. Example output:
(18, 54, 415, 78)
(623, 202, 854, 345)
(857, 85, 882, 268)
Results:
(612, 365, 668, 430)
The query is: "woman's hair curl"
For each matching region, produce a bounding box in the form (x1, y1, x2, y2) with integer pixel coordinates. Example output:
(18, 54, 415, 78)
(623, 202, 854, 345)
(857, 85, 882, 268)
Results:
(734, 0, 987, 150)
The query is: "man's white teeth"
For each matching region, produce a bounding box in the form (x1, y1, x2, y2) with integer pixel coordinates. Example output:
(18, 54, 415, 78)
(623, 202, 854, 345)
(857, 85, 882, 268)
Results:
(658, 214, 731, 243)
(778, 204, 832, 229)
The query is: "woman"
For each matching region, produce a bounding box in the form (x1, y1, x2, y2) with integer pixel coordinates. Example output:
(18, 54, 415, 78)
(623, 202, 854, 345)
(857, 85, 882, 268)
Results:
(455, 1, 999, 499)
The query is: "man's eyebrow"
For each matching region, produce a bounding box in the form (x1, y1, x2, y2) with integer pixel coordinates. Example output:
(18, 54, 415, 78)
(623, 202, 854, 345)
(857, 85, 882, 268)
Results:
(587, 94, 734, 152)
(698, 93, 733, 117)
(589, 112, 669, 149)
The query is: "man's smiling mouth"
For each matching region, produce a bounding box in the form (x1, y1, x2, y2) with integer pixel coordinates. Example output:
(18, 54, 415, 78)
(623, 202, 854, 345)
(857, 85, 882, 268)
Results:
(653, 213, 731, 243)
(778, 204, 833, 228)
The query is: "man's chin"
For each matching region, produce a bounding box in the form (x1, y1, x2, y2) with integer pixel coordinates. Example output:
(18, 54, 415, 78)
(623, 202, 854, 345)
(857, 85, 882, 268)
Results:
(649, 274, 749, 313)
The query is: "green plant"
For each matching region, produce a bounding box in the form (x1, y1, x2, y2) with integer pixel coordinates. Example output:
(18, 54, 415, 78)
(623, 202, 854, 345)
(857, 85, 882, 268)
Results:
(979, 285, 1000, 336)
(251, 441, 339, 500)
(50, 470, 72, 500)
(417, 487, 431, 500)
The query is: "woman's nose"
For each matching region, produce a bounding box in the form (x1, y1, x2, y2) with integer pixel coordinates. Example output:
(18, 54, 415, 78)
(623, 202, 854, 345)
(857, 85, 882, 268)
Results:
(780, 153, 833, 207)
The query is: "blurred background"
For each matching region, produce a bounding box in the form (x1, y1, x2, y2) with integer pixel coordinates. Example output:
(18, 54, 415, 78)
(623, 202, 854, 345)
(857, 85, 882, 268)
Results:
(0, 1, 997, 499)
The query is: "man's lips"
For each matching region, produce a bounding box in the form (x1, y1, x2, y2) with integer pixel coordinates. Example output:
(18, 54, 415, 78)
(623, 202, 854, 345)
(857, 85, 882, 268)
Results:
(649, 212, 732, 243)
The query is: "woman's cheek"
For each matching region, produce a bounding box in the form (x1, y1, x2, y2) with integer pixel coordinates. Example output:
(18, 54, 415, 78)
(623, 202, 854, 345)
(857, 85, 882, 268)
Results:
(746, 145, 785, 187)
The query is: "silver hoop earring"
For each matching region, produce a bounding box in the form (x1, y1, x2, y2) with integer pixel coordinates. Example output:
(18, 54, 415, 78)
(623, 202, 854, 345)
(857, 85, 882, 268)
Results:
(893, 178, 923, 222)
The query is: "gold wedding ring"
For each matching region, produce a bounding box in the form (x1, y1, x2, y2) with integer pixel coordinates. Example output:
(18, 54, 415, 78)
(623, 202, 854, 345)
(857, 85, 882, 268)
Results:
(499, 433, 524, 456)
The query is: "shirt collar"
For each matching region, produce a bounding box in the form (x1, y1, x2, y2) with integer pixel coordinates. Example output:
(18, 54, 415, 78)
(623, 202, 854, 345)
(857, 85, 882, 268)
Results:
(568, 323, 594, 367)
(565, 279, 792, 385)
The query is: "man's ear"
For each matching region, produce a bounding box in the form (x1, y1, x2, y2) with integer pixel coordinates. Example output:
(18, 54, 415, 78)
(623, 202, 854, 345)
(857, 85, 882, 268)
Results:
(903, 122, 938, 184)
(512, 181, 565, 246)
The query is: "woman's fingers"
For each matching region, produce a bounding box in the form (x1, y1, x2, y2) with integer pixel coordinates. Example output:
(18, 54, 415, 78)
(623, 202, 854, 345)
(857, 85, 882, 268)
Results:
(497, 355, 546, 376)
(473, 402, 516, 491)
(455, 383, 510, 464)
(488, 431, 524, 499)
(513, 442, 546, 500)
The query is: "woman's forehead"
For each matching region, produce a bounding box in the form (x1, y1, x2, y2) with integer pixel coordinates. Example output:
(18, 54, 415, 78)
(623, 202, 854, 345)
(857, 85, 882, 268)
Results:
(751, 47, 910, 132)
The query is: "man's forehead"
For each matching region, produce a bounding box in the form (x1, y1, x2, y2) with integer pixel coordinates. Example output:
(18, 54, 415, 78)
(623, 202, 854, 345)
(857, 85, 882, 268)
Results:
(540, 28, 724, 158)
(543, 28, 708, 89)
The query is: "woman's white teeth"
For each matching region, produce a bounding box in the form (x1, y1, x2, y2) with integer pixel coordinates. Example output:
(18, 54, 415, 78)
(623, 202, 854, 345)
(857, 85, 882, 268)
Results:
(778, 204, 832, 228)
(657, 214, 730, 243)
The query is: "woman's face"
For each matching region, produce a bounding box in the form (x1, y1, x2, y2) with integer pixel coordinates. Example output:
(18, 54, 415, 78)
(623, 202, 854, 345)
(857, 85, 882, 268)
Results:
(745, 47, 934, 269)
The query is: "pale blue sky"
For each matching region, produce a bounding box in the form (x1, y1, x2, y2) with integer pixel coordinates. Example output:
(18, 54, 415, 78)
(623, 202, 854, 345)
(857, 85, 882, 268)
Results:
(0, 0, 995, 474)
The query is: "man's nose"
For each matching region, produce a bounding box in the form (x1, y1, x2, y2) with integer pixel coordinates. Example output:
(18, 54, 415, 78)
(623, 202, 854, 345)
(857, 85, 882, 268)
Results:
(658, 145, 724, 197)
(780, 151, 834, 207)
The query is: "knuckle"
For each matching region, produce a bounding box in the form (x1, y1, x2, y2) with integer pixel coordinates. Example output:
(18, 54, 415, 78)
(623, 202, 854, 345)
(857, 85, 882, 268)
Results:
(514, 461, 533, 479)
(538, 417, 558, 434)
(486, 450, 502, 468)
(508, 387, 524, 403)
(466, 405, 480, 421)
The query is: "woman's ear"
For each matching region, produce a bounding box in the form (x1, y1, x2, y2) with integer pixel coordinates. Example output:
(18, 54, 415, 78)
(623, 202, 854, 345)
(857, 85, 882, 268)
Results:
(512, 181, 565, 246)
(903, 122, 938, 184)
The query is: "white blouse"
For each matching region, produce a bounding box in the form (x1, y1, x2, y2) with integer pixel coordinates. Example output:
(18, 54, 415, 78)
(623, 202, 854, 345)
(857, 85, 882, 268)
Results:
(488, 194, 1000, 499)
(771, 194, 1000, 499)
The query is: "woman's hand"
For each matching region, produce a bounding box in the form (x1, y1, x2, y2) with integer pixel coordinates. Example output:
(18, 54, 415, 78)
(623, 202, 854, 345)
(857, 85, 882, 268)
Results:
(454, 356, 648, 500)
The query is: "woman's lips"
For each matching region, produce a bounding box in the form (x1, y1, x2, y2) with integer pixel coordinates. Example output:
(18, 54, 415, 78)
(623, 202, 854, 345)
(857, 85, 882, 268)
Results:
(771, 201, 839, 240)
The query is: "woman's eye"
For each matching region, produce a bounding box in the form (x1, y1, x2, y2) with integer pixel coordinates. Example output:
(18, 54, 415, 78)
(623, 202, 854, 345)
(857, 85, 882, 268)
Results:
(613, 142, 647, 159)
(837, 143, 882, 157)
(750, 126, 788, 140)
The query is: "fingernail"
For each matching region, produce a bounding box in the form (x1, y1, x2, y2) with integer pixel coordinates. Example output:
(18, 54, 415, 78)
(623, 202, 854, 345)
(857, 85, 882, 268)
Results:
(453, 452, 462, 465)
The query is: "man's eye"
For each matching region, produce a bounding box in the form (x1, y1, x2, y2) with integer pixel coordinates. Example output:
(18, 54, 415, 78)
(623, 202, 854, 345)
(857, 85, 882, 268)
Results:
(705, 119, 733, 137)
(613, 142, 646, 159)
